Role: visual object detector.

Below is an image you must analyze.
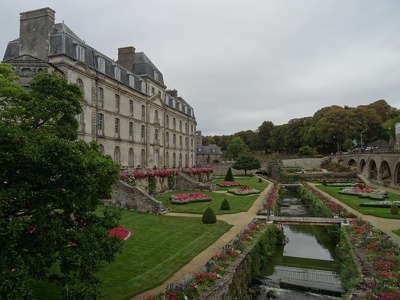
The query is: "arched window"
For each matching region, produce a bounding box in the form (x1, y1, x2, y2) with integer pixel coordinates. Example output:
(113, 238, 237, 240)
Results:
(165, 132, 169, 146)
(155, 110, 159, 124)
(114, 146, 121, 164)
(76, 79, 84, 100)
(166, 115, 169, 128)
(129, 122, 134, 140)
(98, 144, 105, 154)
(115, 94, 120, 112)
(129, 100, 134, 117)
(154, 150, 159, 168)
(179, 120, 182, 132)
(128, 148, 134, 167)
(173, 118, 176, 130)
(140, 149, 146, 167)
(76, 108, 84, 132)
(141, 105, 145, 120)
(166, 151, 170, 168)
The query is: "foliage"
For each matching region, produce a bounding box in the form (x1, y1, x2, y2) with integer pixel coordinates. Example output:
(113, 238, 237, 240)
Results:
(335, 227, 362, 292)
(0, 66, 122, 299)
(256, 121, 275, 154)
(225, 167, 234, 181)
(148, 176, 157, 195)
(297, 145, 317, 156)
(220, 199, 230, 210)
(390, 203, 399, 215)
(225, 137, 249, 160)
(202, 207, 217, 224)
(232, 152, 261, 175)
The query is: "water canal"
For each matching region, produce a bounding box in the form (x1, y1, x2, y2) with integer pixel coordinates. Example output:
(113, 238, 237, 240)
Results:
(252, 188, 344, 299)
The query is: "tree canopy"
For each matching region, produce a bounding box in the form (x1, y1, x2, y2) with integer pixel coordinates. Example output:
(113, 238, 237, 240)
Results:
(0, 64, 122, 299)
(225, 137, 249, 160)
(232, 152, 261, 175)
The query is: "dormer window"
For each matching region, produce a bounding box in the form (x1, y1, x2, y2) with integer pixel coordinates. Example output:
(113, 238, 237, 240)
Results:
(114, 67, 121, 81)
(140, 80, 146, 93)
(76, 45, 85, 62)
(97, 57, 106, 73)
(129, 75, 135, 88)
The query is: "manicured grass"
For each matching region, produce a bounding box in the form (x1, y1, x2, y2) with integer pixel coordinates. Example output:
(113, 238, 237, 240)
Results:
(155, 190, 259, 214)
(33, 210, 232, 300)
(393, 229, 400, 236)
(153, 176, 269, 215)
(316, 185, 400, 219)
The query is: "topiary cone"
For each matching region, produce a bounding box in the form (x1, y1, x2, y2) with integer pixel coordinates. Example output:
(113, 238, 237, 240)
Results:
(202, 207, 217, 224)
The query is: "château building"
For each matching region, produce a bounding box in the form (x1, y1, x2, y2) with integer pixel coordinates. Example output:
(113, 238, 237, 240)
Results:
(2, 7, 197, 169)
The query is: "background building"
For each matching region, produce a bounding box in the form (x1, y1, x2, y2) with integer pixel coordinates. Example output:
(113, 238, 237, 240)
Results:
(2, 7, 197, 169)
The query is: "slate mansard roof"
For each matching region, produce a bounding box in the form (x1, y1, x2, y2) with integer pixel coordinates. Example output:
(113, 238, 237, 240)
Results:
(2, 12, 194, 118)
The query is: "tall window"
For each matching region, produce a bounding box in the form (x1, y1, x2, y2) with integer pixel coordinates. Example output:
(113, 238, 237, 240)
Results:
(154, 110, 159, 123)
(179, 136, 182, 148)
(114, 146, 121, 164)
(128, 148, 134, 167)
(76, 79, 84, 99)
(97, 87, 104, 108)
(179, 120, 182, 132)
(114, 118, 120, 136)
(77, 110, 84, 132)
(129, 100, 134, 117)
(165, 132, 169, 146)
(129, 122, 134, 138)
(141, 105, 145, 120)
(140, 80, 146, 93)
(173, 134, 176, 147)
(166, 115, 169, 128)
(173, 118, 176, 130)
(97, 57, 105, 73)
(76, 45, 85, 62)
(97, 113, 104, 135)
(155, 129, 158, 140)
(141, 125, 145, 139)
(115, 94, 120, 112)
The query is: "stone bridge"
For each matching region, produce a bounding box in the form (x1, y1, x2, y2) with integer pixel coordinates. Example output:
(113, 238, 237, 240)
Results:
(330, 152, 400, 189)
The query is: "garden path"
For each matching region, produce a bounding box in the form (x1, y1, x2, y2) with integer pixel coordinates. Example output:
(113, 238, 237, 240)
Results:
(133, 179, 273, 300)
(309, 180, 400, 242)
(134, 177, 400, 299)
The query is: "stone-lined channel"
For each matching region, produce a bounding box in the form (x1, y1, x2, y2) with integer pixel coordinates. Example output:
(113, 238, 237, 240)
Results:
(252, 188, 344, 299)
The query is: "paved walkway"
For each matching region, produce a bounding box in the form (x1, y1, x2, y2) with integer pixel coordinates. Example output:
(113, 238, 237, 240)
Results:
(133, 177, 400, 299)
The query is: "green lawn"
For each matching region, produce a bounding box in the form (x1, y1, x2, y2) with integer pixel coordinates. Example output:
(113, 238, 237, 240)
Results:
(33, 211, 232, 300)
(393, 229, 400, 236)
(154, 176, 269, 214)
(316, 185, 400, 219)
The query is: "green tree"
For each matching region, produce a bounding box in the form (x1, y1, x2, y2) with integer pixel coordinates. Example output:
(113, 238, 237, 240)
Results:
(225, 167, 234, 181)
(202, 207, 217, 224)
(0, 65, 122, 299)
(225, 137, 249, 160)
(232, 152, 261, 175)
(298, 145, 317, 157)
(256, 121, 275, 154)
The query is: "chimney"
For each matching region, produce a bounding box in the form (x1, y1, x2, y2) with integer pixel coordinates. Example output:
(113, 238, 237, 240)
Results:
(117, 46, 135, 72)
(19, 7, 55, 60)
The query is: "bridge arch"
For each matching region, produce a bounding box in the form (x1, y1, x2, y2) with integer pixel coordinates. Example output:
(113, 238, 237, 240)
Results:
(379, 160, 391, 183)
(359, 159, 367, 176)
(347, 158, 358, 172)
(395, 162, 400, 186)
(368, 159, 378, 180)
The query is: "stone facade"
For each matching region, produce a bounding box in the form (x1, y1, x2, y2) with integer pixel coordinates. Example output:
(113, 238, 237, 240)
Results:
(2, 7, 197, 169)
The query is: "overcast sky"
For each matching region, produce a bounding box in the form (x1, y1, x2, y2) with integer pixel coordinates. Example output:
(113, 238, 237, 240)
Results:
(1, 0, 400, 136)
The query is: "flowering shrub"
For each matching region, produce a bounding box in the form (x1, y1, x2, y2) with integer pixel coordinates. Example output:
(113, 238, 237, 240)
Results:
(339, 187, 388, 200)
(360, 201, 400, 208)
(182, 168, 213, 175)
(217, 181, 241, 187)
(171, 193, 211, 204)
(108, 227, 130, 240)
(120, 169, 178, 188)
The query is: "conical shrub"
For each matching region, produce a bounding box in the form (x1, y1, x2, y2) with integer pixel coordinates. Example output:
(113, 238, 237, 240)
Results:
(390, 203, 399, 215)
(202, 207, 217, 224)
(220, 199, 230, 211)
(225, 167, 234, 182)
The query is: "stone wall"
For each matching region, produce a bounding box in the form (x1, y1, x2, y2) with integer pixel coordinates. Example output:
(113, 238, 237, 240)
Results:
(111, 181, 164, 211)
(176, 173, 216, 191)
(281, 158, 323, 169)
(135, 176, 170, 194)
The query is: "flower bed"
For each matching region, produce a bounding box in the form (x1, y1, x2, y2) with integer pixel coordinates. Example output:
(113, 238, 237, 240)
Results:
(217, 181, 241, 187)
(258, 178, 279, 215)
(108, 227, 130, 240)
(339, 187, 388, 200)
(171, 192, 211, 205)
(227, 187, 260, 196)
(349, 219, 400, 299)
(360, 200, 400, 208)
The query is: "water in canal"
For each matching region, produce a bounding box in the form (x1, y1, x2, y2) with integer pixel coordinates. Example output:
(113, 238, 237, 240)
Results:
(252, 189, 344, 299)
